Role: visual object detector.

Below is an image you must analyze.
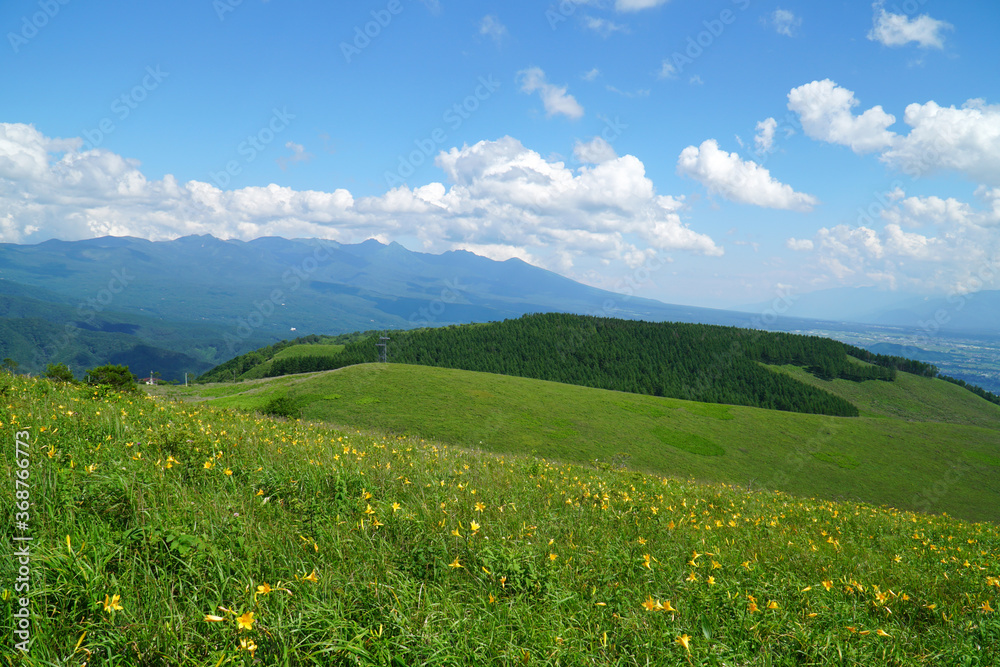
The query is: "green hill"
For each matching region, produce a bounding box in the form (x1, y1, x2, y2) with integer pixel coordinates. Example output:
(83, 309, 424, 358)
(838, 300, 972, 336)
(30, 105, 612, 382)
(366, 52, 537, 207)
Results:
(163, 362, 1000, 523)
(198, 333, 365, 383)
(4, 372, 999, 665)
(234, 344, 346, 380)
(205, 313, 953, 417)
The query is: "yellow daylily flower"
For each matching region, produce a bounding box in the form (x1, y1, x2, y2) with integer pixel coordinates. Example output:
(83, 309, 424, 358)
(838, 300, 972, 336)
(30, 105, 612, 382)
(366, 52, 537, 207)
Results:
(100, 594, 123, 613)
(236, 611, 255, 631)
(240, 638, 258, 658)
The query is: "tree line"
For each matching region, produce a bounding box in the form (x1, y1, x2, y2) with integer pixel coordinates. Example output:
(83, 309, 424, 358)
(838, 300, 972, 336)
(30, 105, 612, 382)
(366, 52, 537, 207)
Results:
(322, 314, 874, 417)
(197, 331, 374, 383)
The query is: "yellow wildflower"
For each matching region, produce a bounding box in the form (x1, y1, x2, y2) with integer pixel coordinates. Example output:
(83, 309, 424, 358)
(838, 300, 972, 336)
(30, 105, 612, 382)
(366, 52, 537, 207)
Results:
(100, 594, 123, 613)
(240, 638, 258, 658)
(236, 611, 255, 631)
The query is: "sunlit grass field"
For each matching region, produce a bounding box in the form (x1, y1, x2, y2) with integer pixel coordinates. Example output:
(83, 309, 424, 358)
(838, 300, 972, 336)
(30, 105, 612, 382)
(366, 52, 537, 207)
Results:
(160, 363, 1000, 524)
(234, 345, 347, 381)
(2, 373, 999, 665)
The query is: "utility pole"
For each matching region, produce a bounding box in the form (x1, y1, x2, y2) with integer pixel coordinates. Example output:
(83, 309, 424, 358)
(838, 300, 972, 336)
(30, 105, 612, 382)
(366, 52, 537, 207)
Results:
(377, 332, 390, 363)
(184, 372, 189, 387)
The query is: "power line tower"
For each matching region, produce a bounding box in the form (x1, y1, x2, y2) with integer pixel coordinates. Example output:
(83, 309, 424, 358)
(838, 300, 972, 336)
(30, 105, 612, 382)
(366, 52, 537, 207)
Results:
(377, 332, 390, 363)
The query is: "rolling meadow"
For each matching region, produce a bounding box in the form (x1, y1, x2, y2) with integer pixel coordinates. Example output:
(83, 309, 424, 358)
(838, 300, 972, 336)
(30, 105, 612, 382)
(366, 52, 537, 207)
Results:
(2, 370, 999, 665)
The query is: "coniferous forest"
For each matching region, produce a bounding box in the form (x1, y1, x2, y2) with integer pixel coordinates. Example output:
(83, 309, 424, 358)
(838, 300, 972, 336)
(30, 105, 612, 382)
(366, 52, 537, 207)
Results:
(276, 313, 937, 417)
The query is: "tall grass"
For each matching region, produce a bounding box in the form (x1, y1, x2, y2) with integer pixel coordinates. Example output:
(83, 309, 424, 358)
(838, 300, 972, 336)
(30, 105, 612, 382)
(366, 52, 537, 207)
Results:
(2, 374, 998, 665)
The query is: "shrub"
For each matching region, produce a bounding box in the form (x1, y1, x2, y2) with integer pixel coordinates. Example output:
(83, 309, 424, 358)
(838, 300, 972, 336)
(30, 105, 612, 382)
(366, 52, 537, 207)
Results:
(84, 363, 138, 393)
(45, 362, 76, 383)
(262, 394, 301, 419)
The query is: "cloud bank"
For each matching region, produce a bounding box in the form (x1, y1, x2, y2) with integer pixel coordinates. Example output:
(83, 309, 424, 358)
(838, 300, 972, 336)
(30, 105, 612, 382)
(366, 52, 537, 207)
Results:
(0, 124, 722, 278)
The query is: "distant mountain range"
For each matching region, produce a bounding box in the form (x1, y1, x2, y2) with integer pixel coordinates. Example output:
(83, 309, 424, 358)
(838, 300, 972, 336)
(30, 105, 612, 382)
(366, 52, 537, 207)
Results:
(735, 286, 1000, 333)
(0, 234, 806, 381)
(2, 235, 997, 387)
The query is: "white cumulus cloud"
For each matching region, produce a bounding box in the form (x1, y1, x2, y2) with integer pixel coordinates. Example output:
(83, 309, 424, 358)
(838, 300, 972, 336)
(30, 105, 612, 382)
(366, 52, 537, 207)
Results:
(276, 141, 313, 171)
(754, 117, 778, 154)
(615, 0, 669, 11)
(787, 79, 897, 154)
(880, 99, 1000, 185)
(517, 67, 585, 120)
(573, 136, 618, 164)
(658, 60, 677, 80)
(583, 16, 628, 37)
(770, 8, 801, 36)
(867, 1, 953, 49)
(787, 81, 1000, 186)
(796, 187, 1000, 291)
(479, 14, 508, 45)
(0, 124, 722, 281)
(676, 139, 819, 212)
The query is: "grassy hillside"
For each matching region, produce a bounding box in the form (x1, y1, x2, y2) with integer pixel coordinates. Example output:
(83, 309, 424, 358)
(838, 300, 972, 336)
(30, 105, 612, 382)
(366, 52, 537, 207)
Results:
(198, 333, 368, 383)
(2, 373, 999, 665)
(162, 363, 1000, 524)
(768, 363, 1000, 428)
(209, 313, 943, 417)
(236, 344, 346, 380)
(274, 344, 345, 359)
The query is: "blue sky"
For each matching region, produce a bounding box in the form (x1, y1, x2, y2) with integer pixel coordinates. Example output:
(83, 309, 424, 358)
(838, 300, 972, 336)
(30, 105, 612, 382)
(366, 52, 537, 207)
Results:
(1, 0, 998, 309)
